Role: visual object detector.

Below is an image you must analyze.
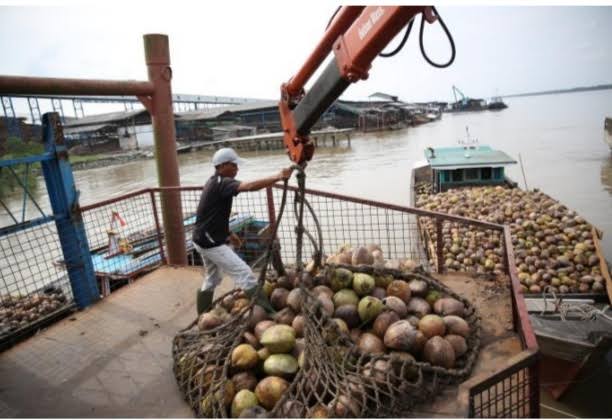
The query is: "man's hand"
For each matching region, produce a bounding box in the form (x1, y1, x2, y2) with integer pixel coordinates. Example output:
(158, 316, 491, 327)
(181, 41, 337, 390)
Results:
(229, 233, 243, 249)
(278, 167, 294, 181)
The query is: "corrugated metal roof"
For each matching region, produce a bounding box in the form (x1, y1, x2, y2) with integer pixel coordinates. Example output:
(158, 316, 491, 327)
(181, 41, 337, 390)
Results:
(425, 146, 517, 169)
(64, 110, 149, 127)
(63, 123, 116, 134)
(176, 100, 278, 121)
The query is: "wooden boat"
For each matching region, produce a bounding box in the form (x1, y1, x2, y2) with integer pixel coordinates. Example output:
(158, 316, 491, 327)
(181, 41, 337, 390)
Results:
(410, 140, 612, 399)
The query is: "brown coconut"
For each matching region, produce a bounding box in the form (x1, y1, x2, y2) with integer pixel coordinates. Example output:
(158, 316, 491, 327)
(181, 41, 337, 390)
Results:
(382, 296, 408, 317)
(254, 320, 276, 341)
(358, 332, 386, 354)
(433, 297, 466, 317)
(423, 336, 456, 368)
(418, 314, 446, 338)
(254, 376, 289, 410)
(443, 315, 470, 337)
(372, 311, 400, 338)
(270, 288, 290, 311)
(445, 334, 468, 357)
(384, 320, 418, 351)
(387, 280, 412, 304)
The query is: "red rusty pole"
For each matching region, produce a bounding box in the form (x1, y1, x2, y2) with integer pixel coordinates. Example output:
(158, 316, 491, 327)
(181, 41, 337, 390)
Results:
(144, 34, 187, 265)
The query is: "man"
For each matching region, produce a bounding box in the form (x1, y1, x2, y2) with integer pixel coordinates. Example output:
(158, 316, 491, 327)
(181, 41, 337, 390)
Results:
(192, 147, 293, 314)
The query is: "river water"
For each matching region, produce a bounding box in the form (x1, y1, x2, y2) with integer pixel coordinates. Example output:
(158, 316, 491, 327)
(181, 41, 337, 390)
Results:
(2, 90, 612, 263)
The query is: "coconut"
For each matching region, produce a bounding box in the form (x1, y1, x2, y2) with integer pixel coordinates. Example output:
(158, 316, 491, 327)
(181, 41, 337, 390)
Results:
(329, 394, 361, 417)
(232, 298, 251, 314)
(408, 279, 428, 296)
(277, 273, 294, 290)
(334, 304, 361, 329)
(242, 332, 259, 348)
(349, 328, 362, 343)
(247, 305, 268, 330)
(317, 294, 335, 316)
(384, 320, 418, 351)
(362, 359, 390, 384)
(389, 351, 419, 380)
(222, 294, 236, 311)
(238, 405, 268, 418)
(331, 268, 354, 291)
(423, 336, 456, 368)
(406, 297, 432, 318)
(425, 290, 442, 306)
(263, 354, 298, 377)
(197, 310, 226, 331)
(254, 320, 276, 341)
(372, 311, 400, 338)
(292, 315, 305, 337)
(375, 274, 394, 288)
(333, 289, 360, 307)
(382, 296, 408, 317)
(352, 246, 374, 266)
(434, 298, 466, 317)
(286, 288, 306, 313)
(282, 400, 306, 418)
(352, 273, 376, 296)
(231, 389, 259, 418)
(270, 288, 290, 311)
(357, 296, 384, 323)
(255, 376, 289, 410)
(443, 315, 470, 337)
(308, 404, 330, 418)
(273, 307, 296, 326)
(418, 314, 446, 338)
(257, 347, 271, 361)
(387, 280, 412, 304)
(358, 332, 386, 354)
(292, 337, 305, 359)
(332, 318, 350, 335)
(371, 287, 387, 300)
(231, 371, 258, 392)
(260, 324, 296, 354)
(231, 344, 259, 370)
(445, 334, 468, 357)
(312, 285, 334, 300)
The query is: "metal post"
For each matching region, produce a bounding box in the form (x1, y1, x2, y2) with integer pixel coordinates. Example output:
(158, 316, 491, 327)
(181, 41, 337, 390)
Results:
(40, 112, 99, 308)
(436, 218, 444, 273)
(144, 34, 187, 265)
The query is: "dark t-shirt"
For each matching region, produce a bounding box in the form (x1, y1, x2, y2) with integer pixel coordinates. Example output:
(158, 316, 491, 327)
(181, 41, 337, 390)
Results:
(192, 174, 241, 248)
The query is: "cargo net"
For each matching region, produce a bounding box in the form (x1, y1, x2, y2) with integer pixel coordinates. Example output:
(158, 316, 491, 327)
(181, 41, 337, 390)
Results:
(172, 263, 481, 418)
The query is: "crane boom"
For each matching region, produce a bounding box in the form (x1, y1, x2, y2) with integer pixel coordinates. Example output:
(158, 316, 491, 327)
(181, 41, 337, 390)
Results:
(279, 6, 438, 165)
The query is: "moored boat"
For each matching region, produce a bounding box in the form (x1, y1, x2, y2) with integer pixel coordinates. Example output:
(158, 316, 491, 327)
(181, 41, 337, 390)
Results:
(410, 139, 612, 398)
(605, 117, 612, 151)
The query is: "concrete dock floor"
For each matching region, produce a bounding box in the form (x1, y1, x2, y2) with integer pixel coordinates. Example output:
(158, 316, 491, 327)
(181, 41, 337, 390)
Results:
(0, 266, 207, 418)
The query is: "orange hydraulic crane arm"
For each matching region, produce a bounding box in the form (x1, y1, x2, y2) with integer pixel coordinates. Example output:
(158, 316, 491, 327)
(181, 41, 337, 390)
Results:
(279, 6, 438, 165)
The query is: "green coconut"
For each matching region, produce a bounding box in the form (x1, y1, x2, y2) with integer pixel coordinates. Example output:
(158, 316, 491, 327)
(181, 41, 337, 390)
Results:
(352, 273, 375, 296)
(260, 324, 296, 354)
(357, 296, 384, 323)
(331, 268, 354, 291)
(333, 289, 360, 307)
(231, 389, 259, 418)
(263, 354, 298, 377)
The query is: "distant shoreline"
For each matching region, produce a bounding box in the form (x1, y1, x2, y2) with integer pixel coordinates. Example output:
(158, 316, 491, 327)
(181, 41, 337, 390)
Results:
(503, 84, 612, 98)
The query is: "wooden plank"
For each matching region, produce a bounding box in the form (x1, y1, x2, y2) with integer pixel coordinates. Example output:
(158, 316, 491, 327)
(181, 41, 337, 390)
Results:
(591, 226, 612, 304)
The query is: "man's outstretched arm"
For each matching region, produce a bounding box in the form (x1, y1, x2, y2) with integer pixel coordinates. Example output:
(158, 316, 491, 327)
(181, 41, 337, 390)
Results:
(237, 167, 293, 192)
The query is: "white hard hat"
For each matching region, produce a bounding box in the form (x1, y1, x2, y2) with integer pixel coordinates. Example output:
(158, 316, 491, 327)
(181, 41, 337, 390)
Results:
(212, 148, 245, 166)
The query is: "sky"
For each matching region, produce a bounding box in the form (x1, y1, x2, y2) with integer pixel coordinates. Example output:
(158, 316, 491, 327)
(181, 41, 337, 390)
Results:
(1, 1, 611, 119)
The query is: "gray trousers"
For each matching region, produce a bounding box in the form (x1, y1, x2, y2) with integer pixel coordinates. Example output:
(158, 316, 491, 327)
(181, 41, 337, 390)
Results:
(193, 243, 257, 291)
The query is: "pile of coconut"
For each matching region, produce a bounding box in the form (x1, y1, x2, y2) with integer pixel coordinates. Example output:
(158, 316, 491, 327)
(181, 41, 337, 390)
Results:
(0, 289, 68, 335)
(189, 258, 477, 418)
(324, 244, 421, 272)
(415, 184, 607, 294)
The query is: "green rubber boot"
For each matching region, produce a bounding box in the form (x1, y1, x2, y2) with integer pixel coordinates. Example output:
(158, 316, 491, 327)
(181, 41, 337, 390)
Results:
(245, 286, 275, 314)
(196, 289, 214, 315)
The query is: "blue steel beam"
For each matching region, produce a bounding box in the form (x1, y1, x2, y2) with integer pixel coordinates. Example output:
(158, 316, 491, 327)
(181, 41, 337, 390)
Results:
(40, 112, 98, 308)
